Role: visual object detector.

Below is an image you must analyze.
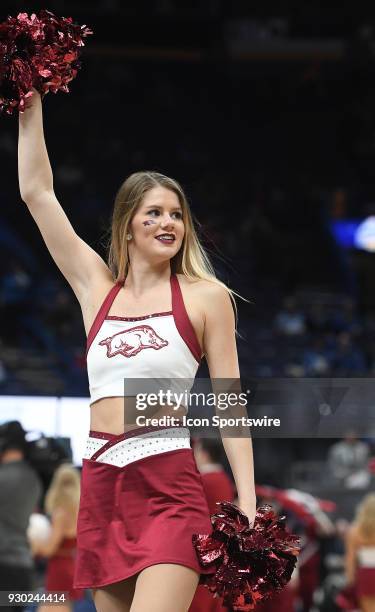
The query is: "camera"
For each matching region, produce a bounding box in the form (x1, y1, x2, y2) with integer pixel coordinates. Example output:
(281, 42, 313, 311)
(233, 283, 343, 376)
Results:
(0, 421, 68, 478)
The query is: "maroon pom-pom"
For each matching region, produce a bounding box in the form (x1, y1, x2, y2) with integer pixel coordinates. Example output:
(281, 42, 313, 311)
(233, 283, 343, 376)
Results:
(192, 501, 301, 611)
(0, 10, 93, 114)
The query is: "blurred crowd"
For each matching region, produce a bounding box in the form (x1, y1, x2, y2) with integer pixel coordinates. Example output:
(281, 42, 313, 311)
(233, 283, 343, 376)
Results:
(1, 423, 375, 611)
(1, 49, 375, 392)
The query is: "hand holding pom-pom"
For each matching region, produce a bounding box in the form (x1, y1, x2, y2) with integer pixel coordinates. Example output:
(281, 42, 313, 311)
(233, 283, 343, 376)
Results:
(0, 10, 92, 114)
(193, 502, 301, 612)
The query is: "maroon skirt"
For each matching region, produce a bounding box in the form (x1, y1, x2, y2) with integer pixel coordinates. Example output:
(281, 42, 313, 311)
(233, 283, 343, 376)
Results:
(46, 557, 84, 600)
(356, 567, 375, 598)
(74, 426, 215, 589)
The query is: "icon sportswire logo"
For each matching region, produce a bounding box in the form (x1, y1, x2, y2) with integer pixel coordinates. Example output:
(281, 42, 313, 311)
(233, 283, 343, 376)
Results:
(99, 325, 169, 358)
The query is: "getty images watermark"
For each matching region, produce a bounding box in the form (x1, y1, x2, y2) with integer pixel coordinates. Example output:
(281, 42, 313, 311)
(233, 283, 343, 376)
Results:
(134, 389, 280, 429)
(122, 377, 375, 438)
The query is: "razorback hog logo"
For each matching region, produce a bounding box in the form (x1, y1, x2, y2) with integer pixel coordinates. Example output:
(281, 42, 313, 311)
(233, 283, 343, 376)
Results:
(98, 325, 168, 358)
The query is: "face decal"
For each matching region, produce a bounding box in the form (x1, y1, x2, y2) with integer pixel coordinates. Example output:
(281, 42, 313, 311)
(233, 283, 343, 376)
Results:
(142, 220, 157, 226)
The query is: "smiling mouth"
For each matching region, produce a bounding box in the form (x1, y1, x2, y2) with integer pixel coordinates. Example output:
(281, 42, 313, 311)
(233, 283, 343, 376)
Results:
(155, 234, 176, 243)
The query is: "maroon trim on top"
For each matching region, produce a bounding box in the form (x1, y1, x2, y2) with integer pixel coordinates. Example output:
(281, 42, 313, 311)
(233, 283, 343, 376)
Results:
(89, 430, 117, 440)
(86, 279, 125, 356)
(171, 274, 202, 364)
(105, 311, 172, 322)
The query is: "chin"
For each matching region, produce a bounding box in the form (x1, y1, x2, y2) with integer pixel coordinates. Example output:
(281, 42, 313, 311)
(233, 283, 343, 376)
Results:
(152, 244, 181, 258)
(147, 249, 178, 264)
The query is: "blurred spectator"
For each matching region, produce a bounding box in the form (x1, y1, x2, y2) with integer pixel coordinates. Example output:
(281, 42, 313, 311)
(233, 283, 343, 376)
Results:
(328, 431, 371, 489)
(274, 297, 306, 336)
(0, 260, 32, 344)
(0, 259, 31, 305)
(193, 438, 236, 514)
(331, 332, 367, 376)
(328, 298, 363, 336)
(303, 336, 331, 376)
(31, 464, 84, 611)
(41, 289, 75, 345)
(0, 350, 8, 387)
(339, 493, 375, 611)
(0, 422, 42, 612)
(306, 302, 329, 334)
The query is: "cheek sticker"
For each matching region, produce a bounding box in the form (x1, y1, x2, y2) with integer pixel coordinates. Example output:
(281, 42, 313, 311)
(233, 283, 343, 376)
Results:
(143, 220, 157, 226)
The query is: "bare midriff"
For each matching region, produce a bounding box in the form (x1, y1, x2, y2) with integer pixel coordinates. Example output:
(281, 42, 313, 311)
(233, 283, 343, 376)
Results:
(90, 396, 187, 434)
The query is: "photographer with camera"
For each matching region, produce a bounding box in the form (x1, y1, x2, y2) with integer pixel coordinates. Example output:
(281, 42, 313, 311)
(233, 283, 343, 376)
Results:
(0, 421, 42, 611)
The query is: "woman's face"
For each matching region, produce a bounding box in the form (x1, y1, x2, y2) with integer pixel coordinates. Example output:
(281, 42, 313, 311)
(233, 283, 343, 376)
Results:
(129, 186, 185, 262)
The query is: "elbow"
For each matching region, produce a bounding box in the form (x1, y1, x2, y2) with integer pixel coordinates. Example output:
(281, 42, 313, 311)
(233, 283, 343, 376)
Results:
(19, 186, 53, 206)
(19, 190, 32, 205)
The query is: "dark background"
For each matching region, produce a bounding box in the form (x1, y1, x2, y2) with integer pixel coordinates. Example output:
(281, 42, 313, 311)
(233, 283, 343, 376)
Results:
(1, 1, 375, 496)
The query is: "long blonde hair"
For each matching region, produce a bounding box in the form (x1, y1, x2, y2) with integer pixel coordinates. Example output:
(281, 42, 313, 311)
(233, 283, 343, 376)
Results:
(354, 493, 375, 540)
(44, 464, 80, 516)
(107, 171, 241, 314)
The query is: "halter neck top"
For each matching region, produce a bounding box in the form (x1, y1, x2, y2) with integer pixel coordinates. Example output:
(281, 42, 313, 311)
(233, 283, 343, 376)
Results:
(86, 274, 202, 406)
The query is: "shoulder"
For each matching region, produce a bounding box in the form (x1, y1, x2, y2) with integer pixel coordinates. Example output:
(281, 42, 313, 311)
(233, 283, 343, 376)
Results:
(51, 506, 69, 526)
(176, 274, 232, 304)
(176, 276, 235, 339)
(346, 524, 361, 545)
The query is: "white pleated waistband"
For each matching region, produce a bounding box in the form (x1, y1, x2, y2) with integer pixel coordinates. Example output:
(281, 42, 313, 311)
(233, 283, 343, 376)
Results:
(84, 426, 191, 467)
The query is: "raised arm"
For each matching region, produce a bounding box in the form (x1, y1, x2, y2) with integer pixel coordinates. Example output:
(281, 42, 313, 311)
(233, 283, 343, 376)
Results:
(18, 89, 111, 302)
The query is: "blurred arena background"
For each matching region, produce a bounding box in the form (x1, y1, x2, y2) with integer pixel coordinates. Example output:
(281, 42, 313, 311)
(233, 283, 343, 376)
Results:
(1, 2, 375, 610)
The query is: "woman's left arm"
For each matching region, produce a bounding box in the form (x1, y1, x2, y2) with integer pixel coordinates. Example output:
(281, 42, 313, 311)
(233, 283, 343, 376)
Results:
(202, 282, 257, 524)
(344, 525, 358, 584)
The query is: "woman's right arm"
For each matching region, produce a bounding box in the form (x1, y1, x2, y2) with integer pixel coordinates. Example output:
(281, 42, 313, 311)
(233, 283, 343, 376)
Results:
(18, 89, 110, 302)
(344, 525, 358, 584)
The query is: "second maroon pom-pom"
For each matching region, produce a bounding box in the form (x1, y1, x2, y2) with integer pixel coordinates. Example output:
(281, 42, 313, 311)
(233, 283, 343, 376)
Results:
(192, 501, 301, 612)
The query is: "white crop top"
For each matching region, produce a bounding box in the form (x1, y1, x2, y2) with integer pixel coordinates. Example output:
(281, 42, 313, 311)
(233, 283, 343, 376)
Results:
(86, 274, 202, 406)
(357, 546, 375, 568)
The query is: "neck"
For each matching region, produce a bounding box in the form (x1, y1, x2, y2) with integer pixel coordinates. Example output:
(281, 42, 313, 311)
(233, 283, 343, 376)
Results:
(125, 261, 172, 295)
(1, 449, 24, 463)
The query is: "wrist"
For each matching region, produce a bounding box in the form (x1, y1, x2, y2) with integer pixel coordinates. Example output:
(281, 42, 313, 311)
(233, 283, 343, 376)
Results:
(237, 497, 257, 523)
(238, 494, 257, 507)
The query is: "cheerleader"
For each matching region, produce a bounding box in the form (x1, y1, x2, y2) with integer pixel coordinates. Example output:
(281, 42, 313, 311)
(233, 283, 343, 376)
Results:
(344, 493, 375, 612)
(31, 464, 84, 611)
(17, 89, 257, 612)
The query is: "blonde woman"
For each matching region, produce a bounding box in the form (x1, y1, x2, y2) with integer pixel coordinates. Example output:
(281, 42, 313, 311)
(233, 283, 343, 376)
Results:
(344, 493, 375, 612)
(32, 464, 83, 612)
(18, 89, 256, 612)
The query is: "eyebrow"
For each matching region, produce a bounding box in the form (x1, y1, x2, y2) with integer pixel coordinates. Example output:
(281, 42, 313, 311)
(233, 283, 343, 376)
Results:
(145, 204, 183, 212)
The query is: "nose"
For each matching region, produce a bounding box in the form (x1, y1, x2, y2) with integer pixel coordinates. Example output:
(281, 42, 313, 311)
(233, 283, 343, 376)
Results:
(160, 213, 175, 229)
